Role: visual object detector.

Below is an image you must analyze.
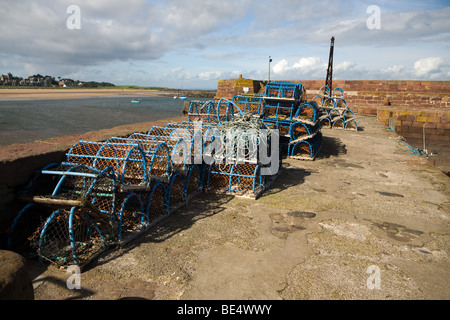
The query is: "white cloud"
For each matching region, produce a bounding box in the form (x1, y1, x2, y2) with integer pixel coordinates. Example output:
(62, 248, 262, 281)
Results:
(198, 71, 224, 81)
(272, 59, 289, 74)
(413, 57, 445, 77)
(293, 57, 321, 70)
(334, 61, 356, 72)
(272, 57, 324, 79)
(0, 0, 449, 87)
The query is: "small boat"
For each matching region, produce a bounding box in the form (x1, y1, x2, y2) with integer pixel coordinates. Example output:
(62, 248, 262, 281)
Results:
(179, 96, 186, 100)
(131, 98, 141, 103)
(173, 95, 178, 99)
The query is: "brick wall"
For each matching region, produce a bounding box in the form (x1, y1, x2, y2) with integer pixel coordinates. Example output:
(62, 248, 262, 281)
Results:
(215, 75, 264, 100)
(377, 109, 450, 146)
(214, 78, 450, 163)
(215, 78, 450, 113)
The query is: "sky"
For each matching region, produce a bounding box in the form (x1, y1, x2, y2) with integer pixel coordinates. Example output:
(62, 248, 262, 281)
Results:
(0, 0, 449, 89)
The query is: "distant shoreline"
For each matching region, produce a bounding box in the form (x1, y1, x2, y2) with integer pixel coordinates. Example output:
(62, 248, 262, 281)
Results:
(0, 87, 216, 100)
(0, 88, 168, 100)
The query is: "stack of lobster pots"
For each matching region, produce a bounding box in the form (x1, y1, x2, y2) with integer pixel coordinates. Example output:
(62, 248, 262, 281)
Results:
(312, 86, 358, 131)
(6, 81, 326, 269)
(187, 99, 279, 199)
(232, 81, 323, 160)
(7, 124, 204, 268)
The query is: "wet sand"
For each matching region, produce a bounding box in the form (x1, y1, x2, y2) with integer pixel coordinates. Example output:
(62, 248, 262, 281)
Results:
(0, 88, 168, 100)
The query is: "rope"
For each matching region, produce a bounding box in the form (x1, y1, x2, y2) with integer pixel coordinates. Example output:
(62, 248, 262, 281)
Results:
(397, 139, 424, 156)
(384, 125, 424, 156)
(207, 114, 270, 170)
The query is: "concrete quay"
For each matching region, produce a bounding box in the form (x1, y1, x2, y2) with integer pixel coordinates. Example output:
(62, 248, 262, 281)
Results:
(27, 113, 449, 300)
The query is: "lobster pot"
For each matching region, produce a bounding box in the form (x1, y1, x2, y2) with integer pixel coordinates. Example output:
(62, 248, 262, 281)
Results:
(264, 81, 304, 100)
(21, 162, 62, 198)
(165, 121, 195, 129)
(67, 141, 149, 184)
(289, 132, 323, 160)
(188, 100, 217, 123)
(205, 162, 265, 198)
(289, 121, 321, 142)
(262, 119, 291, 154)
(232, 95, 264, 114)
(294, 101, 320, 123)
(105, 137, 172, 180)
(147, 126, 179, 138)
(37, 208, 107, 267)
(319, 86, 331, 98)
(332, 87, 345, 99)
(345, 118, 358, 131)
(335, 98, 347, 110)
(184, 164, 203, 199)
(165, 173, 186, 212)
(188, 99, 235, 124)
(115, 192, 146, 242)
(312, 95, 324, 108)
(145, 181, 168, 222)
(342, 109, 355, 120)
(8, 162, 64, 253)
(262, 100, 298, 121)
(329, 108, 342, 119)
(129, 131, 196, 174)
(332, 117, 345, 129)
(202, 118, 275, 169)
(7, 203, 52, 255)
(263, 118, 292, 137)
(66, 140, 103, 168)
(129, 131, 180, 153)
(320, 115, 332, 128)
(323, 97, 336, 109)
(32, 163, 117, 217)
(96, 143, 146, 184)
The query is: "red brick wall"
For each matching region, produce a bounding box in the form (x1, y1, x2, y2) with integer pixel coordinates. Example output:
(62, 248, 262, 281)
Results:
(215, 79, 450, 112)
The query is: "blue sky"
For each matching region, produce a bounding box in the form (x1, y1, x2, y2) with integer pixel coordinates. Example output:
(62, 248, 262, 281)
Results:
(0, 0, 449, 89)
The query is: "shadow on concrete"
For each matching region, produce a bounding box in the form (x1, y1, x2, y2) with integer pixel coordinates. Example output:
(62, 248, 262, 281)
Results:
(262, 166, 312, 197)
(32, 274, 95, 300)
(316, 136, 347, 159)
(85, 193, 234, 270)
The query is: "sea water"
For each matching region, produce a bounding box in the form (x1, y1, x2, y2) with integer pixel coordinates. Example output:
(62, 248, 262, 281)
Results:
(0, 95, 195, 146)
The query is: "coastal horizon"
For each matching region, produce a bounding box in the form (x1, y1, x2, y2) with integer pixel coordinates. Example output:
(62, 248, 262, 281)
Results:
(0, 87, 176, 100)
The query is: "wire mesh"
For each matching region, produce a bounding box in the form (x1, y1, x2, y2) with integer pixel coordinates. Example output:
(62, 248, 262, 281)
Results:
(289, 132, 323, 159)
(7, 203, 51, 255)
(145, 181, 168, 222)
(36, 208, 107, 267)
(116, 192, 146, 241)
(205, 162, 263, 197)
(262, 100, 298, 121)
(185, 164, 203, 198)
(188, 99, 236, 123)
(294, 101, 319, 123)
(166, 173, 186, 211)
(232, 95, 264, 114)
(264, 81, 304, 100)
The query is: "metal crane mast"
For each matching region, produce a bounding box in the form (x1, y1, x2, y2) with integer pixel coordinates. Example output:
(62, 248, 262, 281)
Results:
(325, 36, 335, 94)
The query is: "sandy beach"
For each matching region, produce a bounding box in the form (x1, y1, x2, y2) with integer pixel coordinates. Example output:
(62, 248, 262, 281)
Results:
(0, 88, 169, 100)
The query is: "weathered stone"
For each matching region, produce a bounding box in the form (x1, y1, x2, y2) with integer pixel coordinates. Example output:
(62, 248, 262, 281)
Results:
(0, 250, 34, 300)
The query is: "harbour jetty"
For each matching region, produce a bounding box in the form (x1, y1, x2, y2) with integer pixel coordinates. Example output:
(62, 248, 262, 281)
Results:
(0, 79, 448, 300)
